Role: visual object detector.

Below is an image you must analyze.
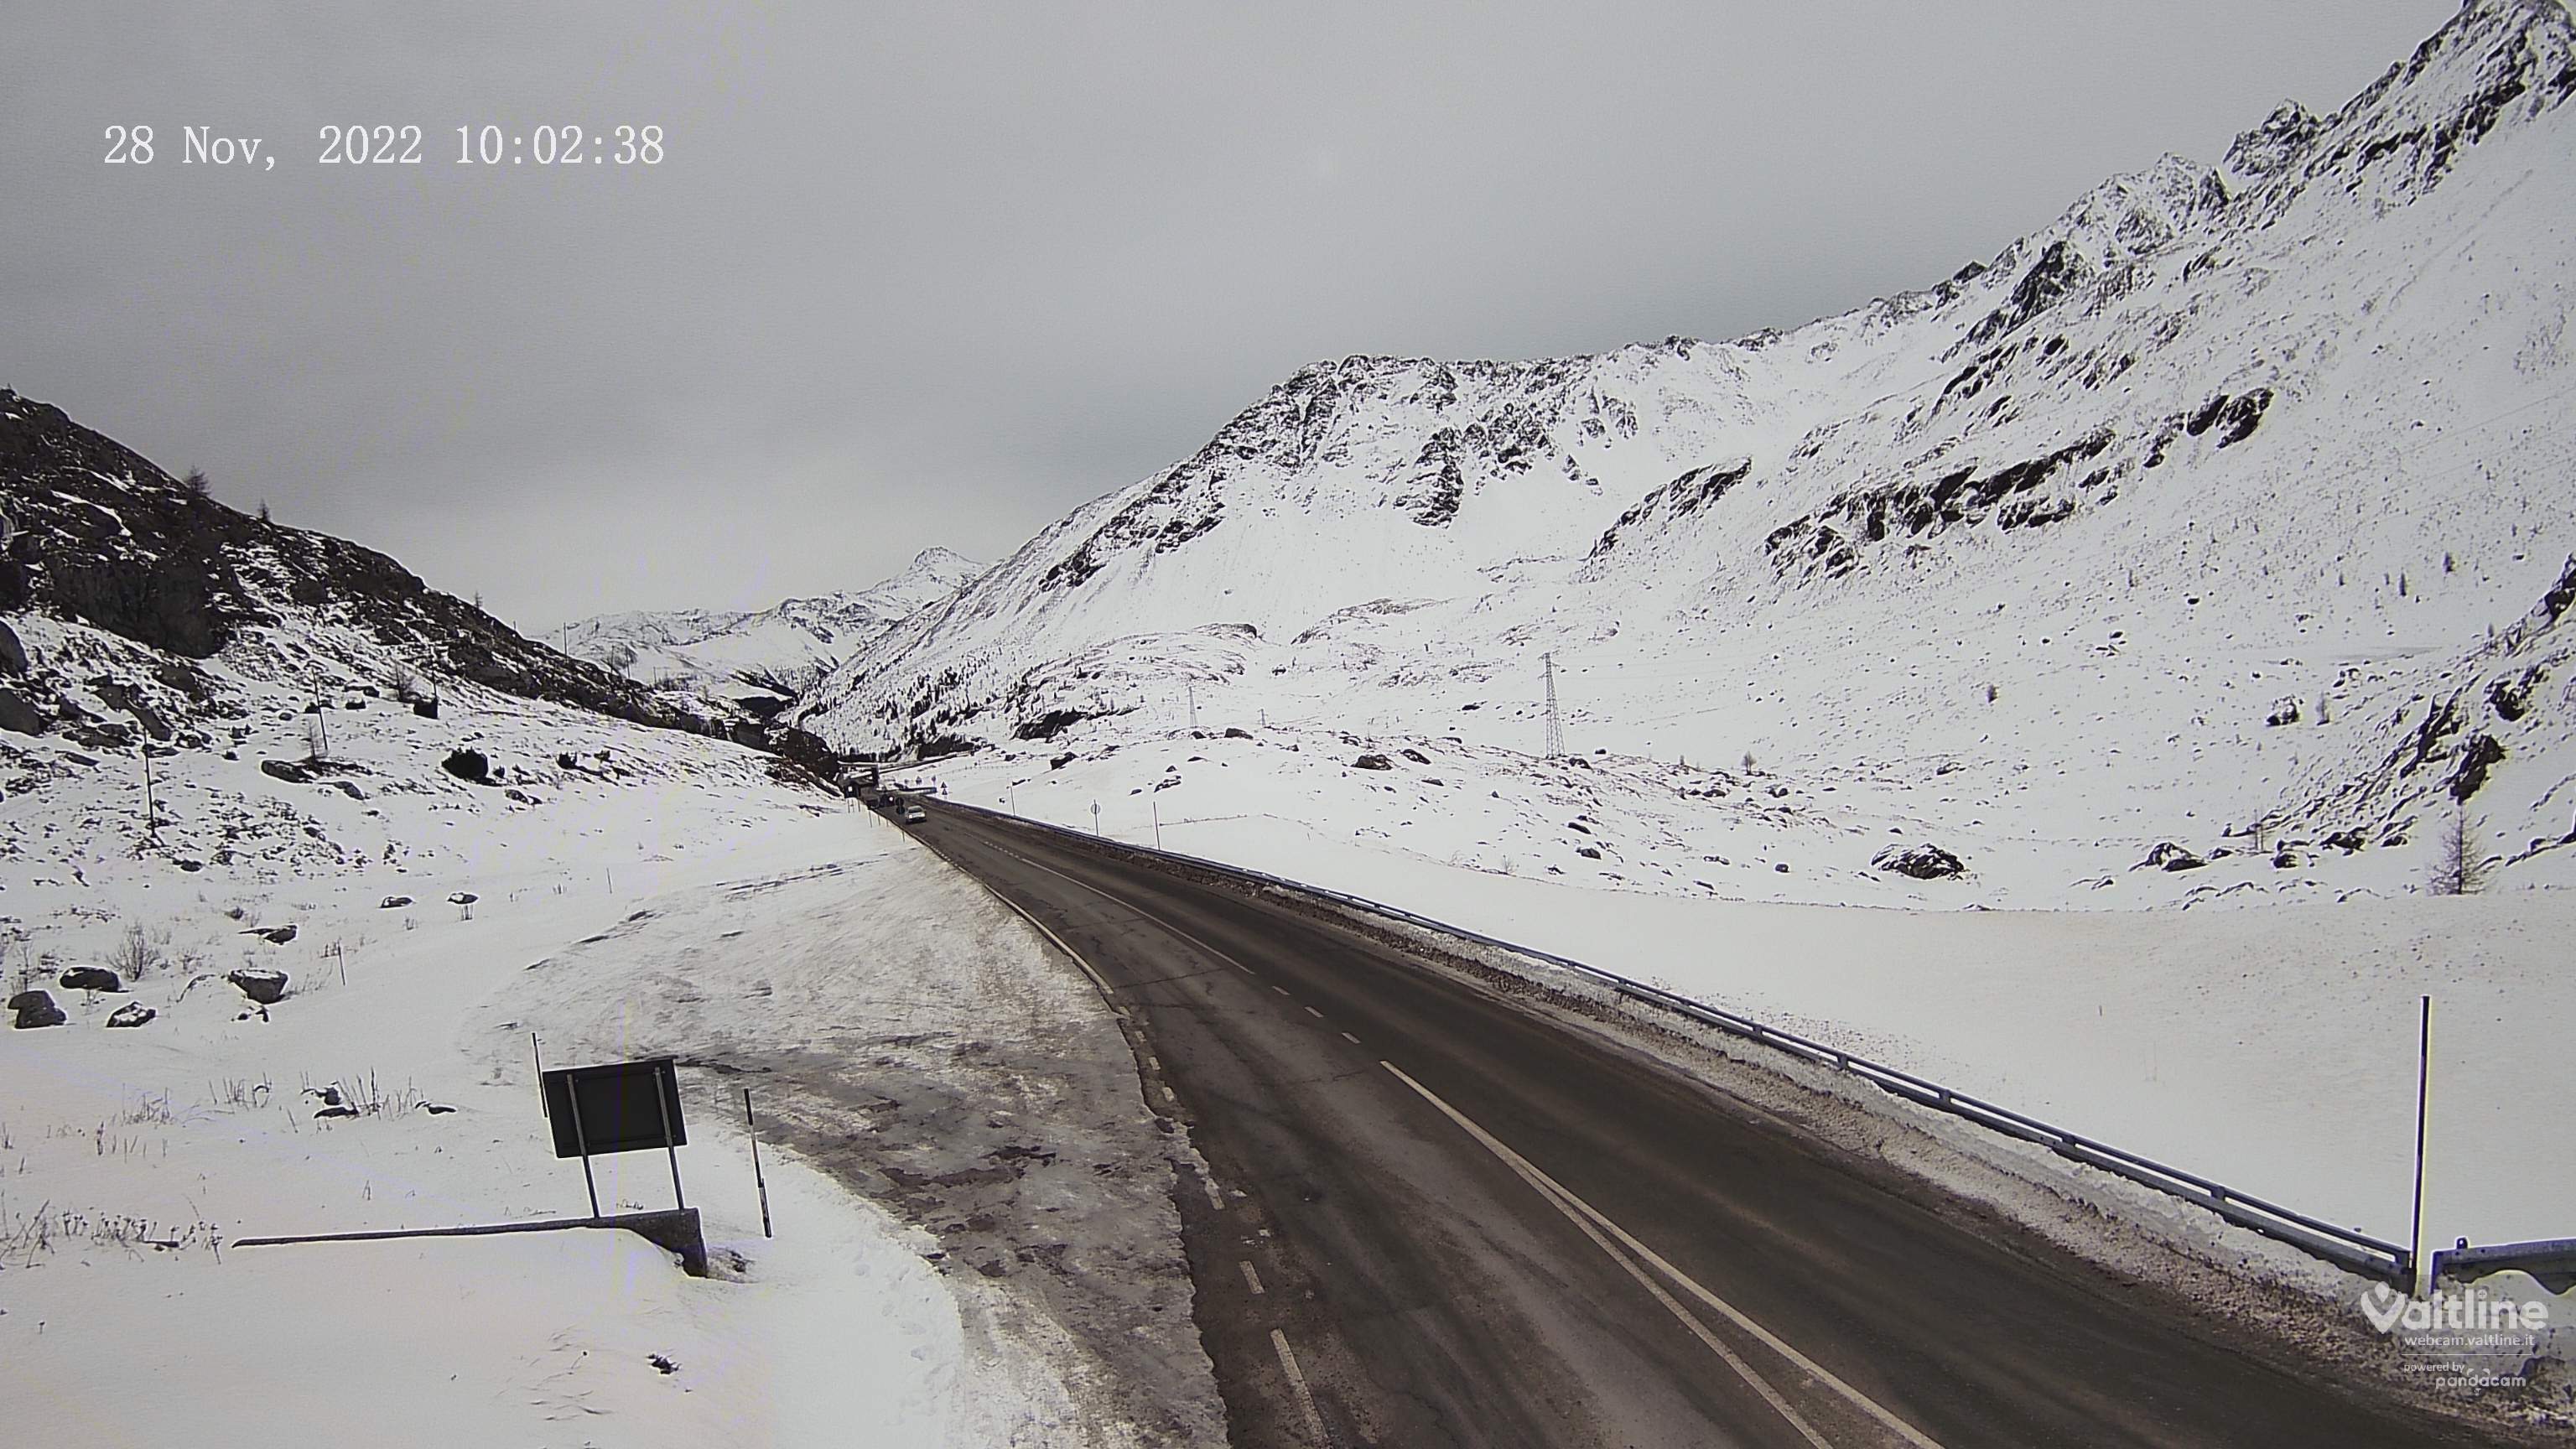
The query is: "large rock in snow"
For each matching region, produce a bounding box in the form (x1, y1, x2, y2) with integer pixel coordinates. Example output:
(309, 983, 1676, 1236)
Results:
(1872, 844, 1968, 880)
(226, 968, 289, 1005)
(9, 989, 67, 1029)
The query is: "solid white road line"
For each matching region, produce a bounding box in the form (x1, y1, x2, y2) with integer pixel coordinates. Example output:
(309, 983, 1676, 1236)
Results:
(993, 840, 1261, 978)
(1382, 1062, 1947, 1449)
(974, 871, 1119, 1000)
(1240, 1259, 1266, 1295)
(1270, 1327, 1331, 1445)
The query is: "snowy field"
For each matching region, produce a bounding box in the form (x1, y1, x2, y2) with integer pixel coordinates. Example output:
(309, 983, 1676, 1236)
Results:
(0, 605, 1202, 1446)
(906, 733, 2575, 1254)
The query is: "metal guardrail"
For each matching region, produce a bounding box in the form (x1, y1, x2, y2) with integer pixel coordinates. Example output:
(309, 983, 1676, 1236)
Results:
(2432, 1238, 2576, 1291)
(928, 797, 2425, 1286)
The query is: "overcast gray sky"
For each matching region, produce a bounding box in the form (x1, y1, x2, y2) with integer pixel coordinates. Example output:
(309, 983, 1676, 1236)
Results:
(1, 2, 2456, 627)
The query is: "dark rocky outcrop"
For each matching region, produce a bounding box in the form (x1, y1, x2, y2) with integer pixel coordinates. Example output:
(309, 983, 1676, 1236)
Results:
(1014, 708, 1100, 742)
(1873, 843, 1968, 880)
(105, 1001, 156, 1028)
(9, 989, 66, 1029)
(58, 965, 122, 993)
(0, 685, 46, 735)
(1765, 429, 2117, 579)
(226, 968, 289, 1005)
(2450, 733, 2506, 802)
(1353, 753, 1394, 771)
(0, 389, 711, 735)
(2141, 842, 2206, 871)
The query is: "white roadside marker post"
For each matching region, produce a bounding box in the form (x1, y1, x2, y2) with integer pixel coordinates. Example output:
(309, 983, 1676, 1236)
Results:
(2410, 994, 2433, 1299)
(745, 1088, 773, 1239)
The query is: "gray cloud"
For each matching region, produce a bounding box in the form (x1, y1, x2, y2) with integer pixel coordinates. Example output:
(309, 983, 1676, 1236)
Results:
(1, 1, 2454, 626)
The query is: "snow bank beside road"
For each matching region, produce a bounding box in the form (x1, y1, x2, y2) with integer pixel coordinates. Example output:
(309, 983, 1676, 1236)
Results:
(0, 801, 1120, 1446)
(480, 832, 1223, 1448)
(914, 785, 2573, 1256)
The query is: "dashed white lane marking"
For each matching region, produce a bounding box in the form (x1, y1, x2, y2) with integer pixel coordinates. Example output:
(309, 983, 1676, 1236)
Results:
(1341, 1031, 1361, 1046)
(1161, 1084, 1177, 1103)
(1202, 1173, 1226, 1213)
(1239, 1259, 1266, 1295)
(1270, 1328, 1330, 1445)
(1382, 1061, 1947, 1449)
(1304, 1005, 1325, 1020)
(1273, 985, 1291, 997)
(1148, 1055, 1161, 1070)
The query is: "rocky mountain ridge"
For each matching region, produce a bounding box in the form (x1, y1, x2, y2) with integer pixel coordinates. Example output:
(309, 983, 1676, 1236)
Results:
(792, 0, 2576, 908)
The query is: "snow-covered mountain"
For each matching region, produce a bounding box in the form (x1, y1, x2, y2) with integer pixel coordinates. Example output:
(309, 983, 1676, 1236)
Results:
(549, 548, 980, 701)
(799, 0, 2576, 908)
(0, 387, 844, 886)
(0, 389, 728, 739)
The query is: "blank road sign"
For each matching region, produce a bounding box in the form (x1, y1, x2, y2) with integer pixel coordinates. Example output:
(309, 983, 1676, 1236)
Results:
(543, 1058, 686, 1158)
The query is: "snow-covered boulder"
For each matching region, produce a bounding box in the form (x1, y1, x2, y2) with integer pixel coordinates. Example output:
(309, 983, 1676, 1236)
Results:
(9, 989, 67, 1029)
(226, 968, 288, 1005)
(1873, 844, 1968, 880)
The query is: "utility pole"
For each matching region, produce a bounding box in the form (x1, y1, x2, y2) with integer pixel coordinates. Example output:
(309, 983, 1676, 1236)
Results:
(1152, 796, 1162, 849)
(1185, 678, 1199, 732)
(1542, 652, 1565, 761)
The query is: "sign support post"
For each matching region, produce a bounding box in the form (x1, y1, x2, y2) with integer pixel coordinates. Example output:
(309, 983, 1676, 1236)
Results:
(653, 1070, 686, 1211)
(566, 1078, 602, 1218)
(541, 1057, 687, 1221)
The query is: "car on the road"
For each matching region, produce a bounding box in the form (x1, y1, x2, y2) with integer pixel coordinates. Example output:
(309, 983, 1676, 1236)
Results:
(900, 804, 928, 824)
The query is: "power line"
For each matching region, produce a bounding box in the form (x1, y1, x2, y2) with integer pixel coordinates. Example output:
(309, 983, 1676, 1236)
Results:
(1543, 651, 1564, 760)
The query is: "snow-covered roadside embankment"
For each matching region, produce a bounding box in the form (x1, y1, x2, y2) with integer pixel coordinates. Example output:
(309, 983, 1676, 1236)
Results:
(1, 804, 1192, 1446)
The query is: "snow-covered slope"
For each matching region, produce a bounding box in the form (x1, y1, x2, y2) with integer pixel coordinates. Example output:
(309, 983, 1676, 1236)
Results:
(549, 547, 981, 701)
(805, 0, 2576, 909)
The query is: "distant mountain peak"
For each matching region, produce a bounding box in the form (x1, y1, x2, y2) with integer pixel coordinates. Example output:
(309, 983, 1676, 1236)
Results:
(549, 548, 982, 700)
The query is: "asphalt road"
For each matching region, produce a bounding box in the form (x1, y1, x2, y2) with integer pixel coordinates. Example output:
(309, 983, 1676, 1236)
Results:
(909, 802, 2513, 1448)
